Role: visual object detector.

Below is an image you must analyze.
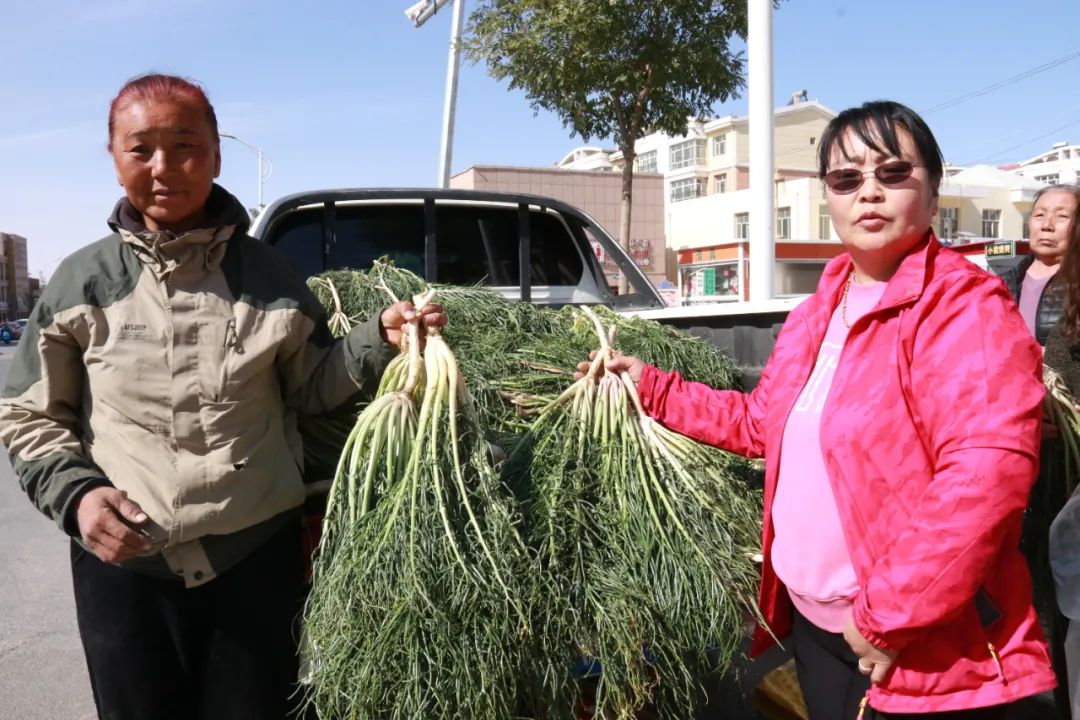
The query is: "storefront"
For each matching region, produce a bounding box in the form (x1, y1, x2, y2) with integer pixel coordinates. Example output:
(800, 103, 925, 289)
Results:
(675, 241, 845, 305)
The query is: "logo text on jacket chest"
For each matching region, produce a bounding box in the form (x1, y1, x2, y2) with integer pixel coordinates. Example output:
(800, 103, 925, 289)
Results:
(117, 323, 148, 340)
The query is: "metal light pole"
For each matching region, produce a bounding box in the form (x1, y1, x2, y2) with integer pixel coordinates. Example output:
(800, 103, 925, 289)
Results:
(748, 0, 775, 302)
(406, 0, 466, 188)
(220, 132, 273, 215)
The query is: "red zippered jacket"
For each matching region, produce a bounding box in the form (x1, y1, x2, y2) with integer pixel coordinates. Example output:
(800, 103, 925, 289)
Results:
(637, 235, 1056, 712)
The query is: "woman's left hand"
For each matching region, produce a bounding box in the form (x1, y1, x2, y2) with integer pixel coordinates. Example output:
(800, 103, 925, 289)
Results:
(379, 301, 447, 349)
(844, 614, 898, 684)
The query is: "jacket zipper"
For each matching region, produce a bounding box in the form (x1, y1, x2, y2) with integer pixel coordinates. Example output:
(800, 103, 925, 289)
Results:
(986, 641, 1007, 683)
(215, 319, 239, 401)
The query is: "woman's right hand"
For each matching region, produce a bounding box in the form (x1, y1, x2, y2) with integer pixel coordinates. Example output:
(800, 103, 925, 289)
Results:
(574, 350, 645, 384)
(75, 487, 153, 563)
(379, 300, 447, 350)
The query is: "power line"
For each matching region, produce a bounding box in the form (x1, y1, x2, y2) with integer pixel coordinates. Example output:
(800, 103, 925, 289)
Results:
(967, 117, 1080, 165)
(921, 49, 1080, 115)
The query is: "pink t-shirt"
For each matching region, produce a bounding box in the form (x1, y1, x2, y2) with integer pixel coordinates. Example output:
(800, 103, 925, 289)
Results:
(771, 279, 887, 632)
(1018, 271, 1053, 342)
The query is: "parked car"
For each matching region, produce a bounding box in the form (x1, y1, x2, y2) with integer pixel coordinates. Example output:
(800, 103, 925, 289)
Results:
(0, 321, 20, 344)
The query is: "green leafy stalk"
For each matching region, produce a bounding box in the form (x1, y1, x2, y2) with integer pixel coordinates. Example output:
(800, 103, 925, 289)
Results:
(302, 289, 536, 720)
(506, 307, 762, 720)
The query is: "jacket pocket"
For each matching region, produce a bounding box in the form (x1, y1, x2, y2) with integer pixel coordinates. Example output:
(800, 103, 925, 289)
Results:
(975, 587, 1007, 683)
(214, 318, 243, 401)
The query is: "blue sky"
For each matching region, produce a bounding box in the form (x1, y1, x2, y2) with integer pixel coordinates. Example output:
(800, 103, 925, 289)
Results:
(2, 0, 1079, 277)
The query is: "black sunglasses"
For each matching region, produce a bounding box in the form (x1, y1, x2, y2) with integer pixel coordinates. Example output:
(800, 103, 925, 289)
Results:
(823, 160, 918, 194)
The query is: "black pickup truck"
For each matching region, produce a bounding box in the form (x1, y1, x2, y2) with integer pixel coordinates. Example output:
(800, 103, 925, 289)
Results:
(249, 187, 665, 310)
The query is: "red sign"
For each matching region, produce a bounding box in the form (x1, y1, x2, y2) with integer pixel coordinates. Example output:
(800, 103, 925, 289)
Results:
(594, 238, 654, 268)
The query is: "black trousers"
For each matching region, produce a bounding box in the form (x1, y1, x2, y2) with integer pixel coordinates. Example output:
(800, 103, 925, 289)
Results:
(790, 609, 1011, 720)
(71, 523, 304, 720)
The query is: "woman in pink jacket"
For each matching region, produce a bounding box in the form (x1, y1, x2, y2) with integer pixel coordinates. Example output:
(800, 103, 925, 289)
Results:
(584, 101, 1055, 718)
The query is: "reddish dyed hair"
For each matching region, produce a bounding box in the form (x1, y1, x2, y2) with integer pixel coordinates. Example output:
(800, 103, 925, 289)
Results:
(108, 73, 219, 148)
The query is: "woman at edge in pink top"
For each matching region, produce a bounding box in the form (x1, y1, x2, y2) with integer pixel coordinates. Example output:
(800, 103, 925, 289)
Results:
(579, 101, 1055, 719)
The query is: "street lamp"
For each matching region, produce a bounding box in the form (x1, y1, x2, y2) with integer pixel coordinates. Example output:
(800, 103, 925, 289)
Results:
(220, 132, 273, 215)
(405, 0, 466, 188)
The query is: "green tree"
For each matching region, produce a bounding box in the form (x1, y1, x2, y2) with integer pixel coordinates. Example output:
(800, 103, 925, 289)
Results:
(465, 0, 757, 294)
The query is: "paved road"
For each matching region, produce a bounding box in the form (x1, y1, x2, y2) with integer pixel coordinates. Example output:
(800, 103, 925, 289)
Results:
(0, 347, 96, 720)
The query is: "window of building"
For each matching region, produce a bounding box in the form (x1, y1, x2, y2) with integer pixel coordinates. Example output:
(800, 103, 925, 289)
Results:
(670, 177, 705, 202)
(938, 207, 958, 239)
(776, 207, 791, 240)
(670, 139, 706, 170)
(714, 174, 727, 194)
(735, 212, 750, 240)
(818, 204, 832, 239)
(680, 262, 740, 302)
(636, 150, 657, 173)
(981, 209, 1001, 238)
(1022, 212, 1031, 239)
(1035, 173, 1060, 185)
(711, 134, 727, 157)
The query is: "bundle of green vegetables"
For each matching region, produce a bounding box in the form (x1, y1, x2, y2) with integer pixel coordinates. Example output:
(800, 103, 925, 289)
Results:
(301, 262, 763, 720)
(302, 286, 534, 720)
(303, 264, 743, 472)
(508, 307, 763, 719)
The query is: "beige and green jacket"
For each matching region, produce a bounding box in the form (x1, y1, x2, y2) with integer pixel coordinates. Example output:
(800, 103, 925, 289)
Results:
(0, 186, 395, 586)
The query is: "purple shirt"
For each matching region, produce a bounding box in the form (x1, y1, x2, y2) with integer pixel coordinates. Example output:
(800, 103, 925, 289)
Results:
(1019, 271, 1054, 342)
(771, 279, 886, 632)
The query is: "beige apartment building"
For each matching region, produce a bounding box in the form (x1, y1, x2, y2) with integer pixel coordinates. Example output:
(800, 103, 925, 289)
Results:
(606, 98, 842, 302)
(458, 93, 1049, 306)
(1008, 141, 1080, 187)
(605, 96, 1042, 304)
(449, 165, 668, 289)
(665, 163, 1041, 304)
(610, 96, 834, 203)
(936, 165, 1042, 243)
(0, 233, 30, 320)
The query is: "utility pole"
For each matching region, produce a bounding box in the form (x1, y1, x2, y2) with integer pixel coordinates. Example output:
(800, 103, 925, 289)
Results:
(406, 0, 466, 188)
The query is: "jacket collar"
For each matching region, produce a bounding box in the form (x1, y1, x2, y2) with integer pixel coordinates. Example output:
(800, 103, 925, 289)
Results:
(805, 229, 940, 328)
(108, 184, 250, 274)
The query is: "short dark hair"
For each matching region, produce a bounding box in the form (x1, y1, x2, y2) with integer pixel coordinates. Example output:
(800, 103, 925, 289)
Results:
(817, 100, 945, 194)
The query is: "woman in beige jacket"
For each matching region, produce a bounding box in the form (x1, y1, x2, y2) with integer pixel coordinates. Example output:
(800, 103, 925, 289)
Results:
(0, 73, 445, 720)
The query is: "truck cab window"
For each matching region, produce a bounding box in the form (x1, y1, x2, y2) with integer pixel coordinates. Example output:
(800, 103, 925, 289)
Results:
(434, 205, 584, 286)
(268, 210, 324, 279)
(332, 205, 425, 276)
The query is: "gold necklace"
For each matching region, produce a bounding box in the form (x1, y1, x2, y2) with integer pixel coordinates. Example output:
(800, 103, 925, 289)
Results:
(840, 271, 856, 329)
